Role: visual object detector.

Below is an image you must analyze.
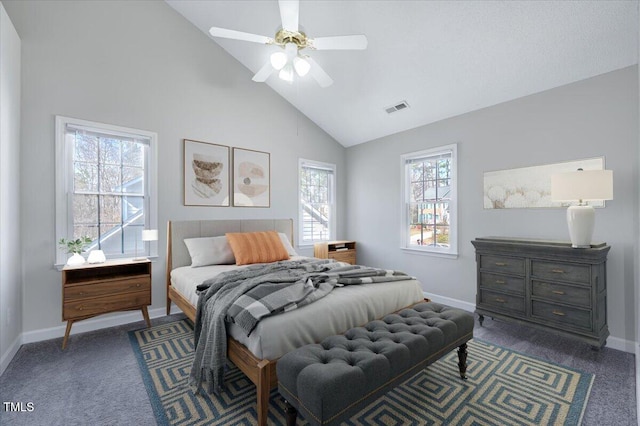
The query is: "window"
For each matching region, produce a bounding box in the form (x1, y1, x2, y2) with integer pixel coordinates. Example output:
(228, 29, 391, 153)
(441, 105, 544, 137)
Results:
(401, 144, 457, 257)
(55, 116, 158, 265)
(298, 159, 336, 245)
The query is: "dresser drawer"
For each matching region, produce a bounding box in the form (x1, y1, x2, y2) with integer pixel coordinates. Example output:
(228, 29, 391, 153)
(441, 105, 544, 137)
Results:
(531, 300, 591, 330)
(531, 260, 590, 284)
(531, 280, 590, 308)
(480, 272, 525, 294)
(478, 290, 525, 314)
(479, 255, 524, 275)
(64, 277, 151, 302)
(63, 291, 151, 320)
(329, 251, 356, 265)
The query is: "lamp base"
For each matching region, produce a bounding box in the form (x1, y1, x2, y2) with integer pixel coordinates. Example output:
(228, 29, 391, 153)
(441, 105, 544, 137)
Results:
(566, 205, 595, 249)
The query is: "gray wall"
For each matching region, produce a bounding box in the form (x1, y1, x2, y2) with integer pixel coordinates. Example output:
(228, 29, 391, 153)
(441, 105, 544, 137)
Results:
(0, 2, 22, 374)
(346, 66, 638, 348)
(3, 0, 346, 336)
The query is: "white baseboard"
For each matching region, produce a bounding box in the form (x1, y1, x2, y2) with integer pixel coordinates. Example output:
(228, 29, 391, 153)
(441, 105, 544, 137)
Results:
(21, 307, 171, 345)
(424, 292, 636, 354)
(636, 342, 640, 425)
(423, 292, 476, 313)
(0, 334, 23, 376)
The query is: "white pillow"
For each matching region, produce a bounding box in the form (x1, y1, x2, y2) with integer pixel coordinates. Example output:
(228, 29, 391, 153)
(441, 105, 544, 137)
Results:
(184, 236, 235, 267)
(278, 232, 298, 256)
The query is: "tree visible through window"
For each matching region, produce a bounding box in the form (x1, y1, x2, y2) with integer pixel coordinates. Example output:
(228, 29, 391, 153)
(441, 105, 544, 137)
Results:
(55, 117, 157, 265)
(299, 159, 336, 244)
(401, 144, 457, 256)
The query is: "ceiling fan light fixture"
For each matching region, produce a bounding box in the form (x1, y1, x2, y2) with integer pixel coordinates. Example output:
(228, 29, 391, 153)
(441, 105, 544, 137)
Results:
(293, 56, 310, 77)
(278, 63, 294, 83)
(270, 51, 288, 70)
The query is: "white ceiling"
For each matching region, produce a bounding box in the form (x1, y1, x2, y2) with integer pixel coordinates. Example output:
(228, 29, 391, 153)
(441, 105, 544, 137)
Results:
(166, 1, 638, 147)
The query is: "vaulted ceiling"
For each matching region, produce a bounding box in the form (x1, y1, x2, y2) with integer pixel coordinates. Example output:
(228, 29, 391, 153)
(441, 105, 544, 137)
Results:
(166, 1, 638, 147)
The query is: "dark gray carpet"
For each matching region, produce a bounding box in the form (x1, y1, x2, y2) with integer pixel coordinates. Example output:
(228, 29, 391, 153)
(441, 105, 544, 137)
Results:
(0, 314, 636, 425)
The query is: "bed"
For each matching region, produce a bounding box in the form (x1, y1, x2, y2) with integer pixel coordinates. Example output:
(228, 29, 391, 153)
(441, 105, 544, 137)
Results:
(165, 219, 425, 426)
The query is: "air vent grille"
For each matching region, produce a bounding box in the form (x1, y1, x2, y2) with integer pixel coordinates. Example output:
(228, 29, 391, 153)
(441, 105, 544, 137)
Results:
(385, 101, 410, 114)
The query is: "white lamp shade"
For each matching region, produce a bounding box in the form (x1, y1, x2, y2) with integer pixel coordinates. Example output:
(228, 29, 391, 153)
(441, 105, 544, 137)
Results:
(551, 169, 613, 202)
(278, 64, 294, 82)
(141, 229, 158, 242)
(270, 51, 287, 70)
(293, 56, 311, 76)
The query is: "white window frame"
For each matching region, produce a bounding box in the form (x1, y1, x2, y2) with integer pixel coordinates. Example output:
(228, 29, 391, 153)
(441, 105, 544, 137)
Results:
(54, 116, 158, 267)
(298, 158, 336, 247)
(400, 143, 458, 258)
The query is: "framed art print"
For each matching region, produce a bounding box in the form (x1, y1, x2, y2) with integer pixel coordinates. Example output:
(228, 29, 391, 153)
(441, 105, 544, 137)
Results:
(232, 148, 270, 207)
(483, 157, 604, 209)
(183, 139, 230, 206)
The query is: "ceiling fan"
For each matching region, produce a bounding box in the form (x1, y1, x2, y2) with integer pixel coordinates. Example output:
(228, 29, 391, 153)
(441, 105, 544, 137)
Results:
(208, 0, 367, 87)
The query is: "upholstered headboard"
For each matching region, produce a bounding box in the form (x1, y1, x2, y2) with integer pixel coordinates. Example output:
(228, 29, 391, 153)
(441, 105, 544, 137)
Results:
(166, 219, 294, 271)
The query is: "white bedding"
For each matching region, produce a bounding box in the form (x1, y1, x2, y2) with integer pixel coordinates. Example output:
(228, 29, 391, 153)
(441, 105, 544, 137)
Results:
(170, 257, 425, 359)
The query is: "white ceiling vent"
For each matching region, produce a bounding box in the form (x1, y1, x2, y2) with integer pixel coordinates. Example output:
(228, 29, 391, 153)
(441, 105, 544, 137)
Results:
(385, 101, 410, 114)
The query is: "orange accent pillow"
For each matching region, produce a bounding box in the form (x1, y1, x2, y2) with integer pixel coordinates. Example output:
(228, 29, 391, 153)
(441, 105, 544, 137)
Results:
(226, 231, 290, 266)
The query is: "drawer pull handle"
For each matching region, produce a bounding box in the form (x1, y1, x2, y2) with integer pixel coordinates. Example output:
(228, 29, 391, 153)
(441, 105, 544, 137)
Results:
(551, 269, 565, 274)
(495, 280, 505, 284)
(552, 290, 565, 295)
(495, 298, 506, 303)
(552, 310, 565, 316)
(136, 284, 140, 287)
(495, 262, 507, 266)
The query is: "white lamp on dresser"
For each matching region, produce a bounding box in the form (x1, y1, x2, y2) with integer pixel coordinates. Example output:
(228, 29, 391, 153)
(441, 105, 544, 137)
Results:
(551, 168, 613, 248)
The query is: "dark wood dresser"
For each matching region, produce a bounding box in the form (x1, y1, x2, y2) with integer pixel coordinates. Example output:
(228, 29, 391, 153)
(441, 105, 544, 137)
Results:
(471, 237, 610, 348)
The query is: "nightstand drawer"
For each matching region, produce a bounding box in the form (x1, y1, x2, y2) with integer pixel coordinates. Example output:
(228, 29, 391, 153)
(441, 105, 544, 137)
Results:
(330, 251, 356, 264)
(531, 300, 591, 330)
(480, 272, 524, 294)
(478, 290, 525, 314)
(479, 255, 524, 275)
(64, 277, 151, 301)
(532, 280, 590, 307)
(63, 291, 151, 319)
(531, 260, 590, 284)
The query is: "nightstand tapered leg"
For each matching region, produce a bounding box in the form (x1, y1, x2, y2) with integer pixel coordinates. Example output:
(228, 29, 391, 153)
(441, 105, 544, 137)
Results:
(62, 320, 73, 350)
(141, 306, 151, 328)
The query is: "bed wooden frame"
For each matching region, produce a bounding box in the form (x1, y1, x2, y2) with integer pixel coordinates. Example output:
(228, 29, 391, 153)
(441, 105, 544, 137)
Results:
(165, 219, 294, 426)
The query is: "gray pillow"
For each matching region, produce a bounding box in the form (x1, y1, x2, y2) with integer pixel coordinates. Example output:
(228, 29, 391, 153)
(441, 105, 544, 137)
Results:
(184, 236, 235, 267)
(279, 232, 298, 256)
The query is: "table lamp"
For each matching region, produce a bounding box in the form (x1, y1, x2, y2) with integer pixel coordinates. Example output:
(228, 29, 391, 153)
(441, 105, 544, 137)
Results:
(134, 229, 158, 261)
(551, 169, 613, 248)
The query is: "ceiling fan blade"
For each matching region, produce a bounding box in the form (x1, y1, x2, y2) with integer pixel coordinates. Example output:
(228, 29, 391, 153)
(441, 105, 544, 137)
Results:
(252, 61, 274, 82)
(311, 35, 368, 50)
(278, 0, 299, 32)
(209, 26, 272, 44)
(306, 57, 333, 88)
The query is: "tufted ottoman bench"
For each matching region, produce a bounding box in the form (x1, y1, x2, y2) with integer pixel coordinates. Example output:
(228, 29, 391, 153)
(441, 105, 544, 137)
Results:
(276, 302, 474, 426)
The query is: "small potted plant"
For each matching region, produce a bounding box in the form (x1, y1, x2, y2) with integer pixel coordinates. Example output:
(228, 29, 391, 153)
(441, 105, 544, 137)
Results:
(59, 236, 93, 266)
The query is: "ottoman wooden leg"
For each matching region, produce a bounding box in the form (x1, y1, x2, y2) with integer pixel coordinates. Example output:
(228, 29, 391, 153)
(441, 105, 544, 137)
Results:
(284, 399, 298, 426)
(457, 343, 468, 379)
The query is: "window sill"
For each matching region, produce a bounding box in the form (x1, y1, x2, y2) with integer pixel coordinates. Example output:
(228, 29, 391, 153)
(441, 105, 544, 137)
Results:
(401, 247, 458, 260)
(54, 255, 158, 271)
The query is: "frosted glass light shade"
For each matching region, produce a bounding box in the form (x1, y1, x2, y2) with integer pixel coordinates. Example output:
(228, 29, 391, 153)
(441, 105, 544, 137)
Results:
(270, 51, 287, 70)
(293, 56, 310, 76)
(278, 64, 294, 83)
(551, 169, 613, 202)
(141, 229, 158, 242)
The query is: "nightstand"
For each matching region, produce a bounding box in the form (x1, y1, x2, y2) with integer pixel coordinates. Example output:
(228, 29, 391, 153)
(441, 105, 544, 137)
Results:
(314, 241, 357, 265)
(61, 259, 152, 349)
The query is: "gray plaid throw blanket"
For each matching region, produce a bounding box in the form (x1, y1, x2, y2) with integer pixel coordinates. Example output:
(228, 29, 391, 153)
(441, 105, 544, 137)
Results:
(189, 258, 412, 394)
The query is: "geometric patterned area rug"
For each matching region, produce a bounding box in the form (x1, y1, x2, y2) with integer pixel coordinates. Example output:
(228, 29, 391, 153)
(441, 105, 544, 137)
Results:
(128, 319, 594, 426)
